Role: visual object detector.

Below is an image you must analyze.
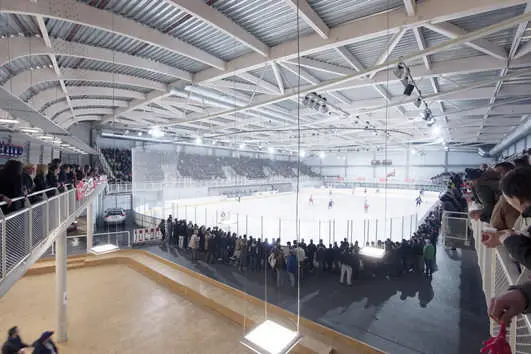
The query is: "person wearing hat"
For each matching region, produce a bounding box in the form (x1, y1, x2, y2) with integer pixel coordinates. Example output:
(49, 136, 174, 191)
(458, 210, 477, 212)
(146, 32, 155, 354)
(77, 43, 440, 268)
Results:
(2, 326, 28, 354)
(32, 331, 57, 354)
(466, 167, 500, 223)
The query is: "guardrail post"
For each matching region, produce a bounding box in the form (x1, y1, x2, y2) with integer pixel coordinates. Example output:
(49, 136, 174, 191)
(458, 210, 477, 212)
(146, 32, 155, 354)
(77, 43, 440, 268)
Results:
(318, 219, 321, 239)
(328, 220, 331, 245)
(56, 230, 67, 342)
(375, 219, 379, 242)
(389, 218, 393, 240)
(25, 198, 32, 254)
(401, 216, 405, 239)
(86, 202, 93, 252)
(1, 210, 6, 279)
(261, 216, 264, 238)
(246, 215, 249, 235)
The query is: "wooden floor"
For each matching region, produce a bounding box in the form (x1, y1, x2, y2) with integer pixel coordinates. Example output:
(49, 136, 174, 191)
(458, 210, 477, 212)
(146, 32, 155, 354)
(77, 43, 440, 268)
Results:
(0, 264, 250, 354)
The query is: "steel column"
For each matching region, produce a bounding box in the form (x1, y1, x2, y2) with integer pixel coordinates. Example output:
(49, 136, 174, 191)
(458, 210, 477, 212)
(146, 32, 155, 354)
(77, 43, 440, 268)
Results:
(56, 230, 67, 342)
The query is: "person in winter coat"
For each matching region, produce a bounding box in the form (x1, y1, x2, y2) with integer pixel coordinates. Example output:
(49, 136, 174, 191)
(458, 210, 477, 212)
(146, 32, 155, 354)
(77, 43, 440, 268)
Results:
(158, 219, 166, 242)
(32, 331, 57, 354)
(45, 164, 59, 197)
(22, 164, 35, 196)
(0, 160, 24, 214)
(423, 240, 436, 277)
(33, 165, 48, 193)
(286, 250, 298, 287)
(316, 240, 326, 271)
(490, 162, 520, 231)
(466, 168, 500, 222)
(189, 232, 199, 261)
(339, 248, 353, 286)
(2, 326, 28, 354)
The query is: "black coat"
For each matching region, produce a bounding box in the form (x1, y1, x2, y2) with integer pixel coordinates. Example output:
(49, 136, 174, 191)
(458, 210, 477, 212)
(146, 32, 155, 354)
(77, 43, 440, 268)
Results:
(34, 173, 48, 192)
(32, 339, 58, 354)
(22, 172, 34, 195)
(2, 336, 28, 354)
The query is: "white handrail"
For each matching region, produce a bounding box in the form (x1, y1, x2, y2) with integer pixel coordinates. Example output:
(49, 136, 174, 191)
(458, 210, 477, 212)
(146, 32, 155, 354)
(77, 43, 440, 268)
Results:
(0, 179, 108, 297)
(470, 218, 531, 352)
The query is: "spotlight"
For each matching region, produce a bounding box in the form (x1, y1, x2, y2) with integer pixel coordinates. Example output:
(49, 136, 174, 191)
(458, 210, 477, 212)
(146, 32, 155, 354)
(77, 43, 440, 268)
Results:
(302, 96, 310, 106)
(319, 151, 326, 159)
(421, 108, 432, 121)
(268, 147, 275, 154)
(320, 104, 328, 114)
(196, 137, 202, 145)
(414, 98, 422, 108)
(426, 118, 435, 127)
(432, 125, 441, 136)
(239, 143, 246, 149)
(137, 131, 143, 136)
(148, 126, 164, 138)
(124, 129, 130, 135)
(300, 150, 306, 158)
(393, 63, 406, 80)
(403, 82, 415, 96)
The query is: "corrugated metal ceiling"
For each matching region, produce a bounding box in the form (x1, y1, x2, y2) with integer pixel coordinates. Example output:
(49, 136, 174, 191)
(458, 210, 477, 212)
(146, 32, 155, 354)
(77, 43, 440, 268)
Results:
(46, 18, 208, 73)
(307, 0, 404, 28)
(55, 56, 176, 83)
(212, 0, 313, 47)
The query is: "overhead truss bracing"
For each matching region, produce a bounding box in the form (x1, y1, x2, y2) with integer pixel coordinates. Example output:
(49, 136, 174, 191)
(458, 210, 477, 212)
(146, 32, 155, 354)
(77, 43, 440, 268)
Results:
(0, 0, 530, 150)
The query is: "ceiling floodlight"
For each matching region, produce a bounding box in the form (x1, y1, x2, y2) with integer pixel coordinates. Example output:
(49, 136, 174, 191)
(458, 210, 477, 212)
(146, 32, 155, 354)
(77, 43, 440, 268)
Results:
(432, 125, 440, 136)
(414, 98, 422, 108)
(137, 131, 143, 136)
(212, 140, 217, 145)
(148, 126, 164, 138)
(241, 320, 302, 354)
(403, 82, 415, 96)
(268, 147, 275, 154)
(393, 62, 409, 80)
(0, 118, 19, 124)
(38, 135, 54, 140)
(239, 143, 246, 149)
(20, 127, 42, 133)
(319, 151, 326, 159)
(196, 137, 202, 145)
(299, 150, 306, 158)
(89, 244, 119, 255)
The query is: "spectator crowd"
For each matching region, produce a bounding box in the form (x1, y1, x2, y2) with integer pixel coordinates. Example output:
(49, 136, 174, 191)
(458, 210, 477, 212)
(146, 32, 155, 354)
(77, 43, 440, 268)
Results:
(455, 153, 531, 326)
(101, 148, 320, 181)
(157, 206, 442, 288)
(101, 148, 131, 182)
(0, 158, 100, 215)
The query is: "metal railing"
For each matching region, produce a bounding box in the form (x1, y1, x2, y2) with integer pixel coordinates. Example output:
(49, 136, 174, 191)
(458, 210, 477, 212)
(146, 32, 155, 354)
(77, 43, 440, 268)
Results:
(443, 213, 531, 353)
(0, 181, 107, 296)
(45, 231, 131, 257)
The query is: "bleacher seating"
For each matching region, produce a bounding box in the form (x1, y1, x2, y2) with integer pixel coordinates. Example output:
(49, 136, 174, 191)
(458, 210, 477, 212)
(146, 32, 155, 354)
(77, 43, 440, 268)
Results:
(100, 148, 320, 181)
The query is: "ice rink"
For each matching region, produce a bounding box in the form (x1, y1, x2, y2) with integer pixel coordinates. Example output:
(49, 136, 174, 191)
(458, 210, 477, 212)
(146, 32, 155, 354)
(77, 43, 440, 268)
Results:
(137, 187, 438, 245)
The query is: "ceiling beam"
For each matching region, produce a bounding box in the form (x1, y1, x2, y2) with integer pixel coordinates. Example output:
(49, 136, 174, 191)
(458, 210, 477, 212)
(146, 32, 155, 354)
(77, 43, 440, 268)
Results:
(369, 28, 407, 79)
(165, 12, 531, 130)
(271, 62, 285, 95)
(412, 27, 431, 70)
(30, 86, 145, 111)
(45, 98, 129, 118)
(0, 37, 192, 81)
(35, 15, 77, 123)
(404, 0, 416, 16)
(203, 79, 275, 95)
(424, 22, 507, 60)
(335, 47, 365, 72)
(237, 72, 281, 94)
(0, 0, 226, 70)
(5, 68, 168, 97)
(288, 57, 356, 76)
(283, 0, 329, 39)
(163, 0, 269, 56)
(194, 0, 526, 83)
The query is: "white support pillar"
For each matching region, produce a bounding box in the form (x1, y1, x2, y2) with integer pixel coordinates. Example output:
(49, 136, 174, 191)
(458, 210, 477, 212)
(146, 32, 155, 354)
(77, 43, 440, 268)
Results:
(56, 230, 67, 342)
(86, 202, 93, 252)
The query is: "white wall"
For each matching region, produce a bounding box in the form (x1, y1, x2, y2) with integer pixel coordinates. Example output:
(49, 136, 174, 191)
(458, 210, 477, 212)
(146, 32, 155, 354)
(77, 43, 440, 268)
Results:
(305, 147, 493, 182)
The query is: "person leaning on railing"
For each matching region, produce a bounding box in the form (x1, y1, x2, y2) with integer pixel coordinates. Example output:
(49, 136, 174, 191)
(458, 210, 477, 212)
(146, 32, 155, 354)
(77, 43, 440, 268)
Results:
(0, 160, 24, 214)
(482, 167, 531, 324)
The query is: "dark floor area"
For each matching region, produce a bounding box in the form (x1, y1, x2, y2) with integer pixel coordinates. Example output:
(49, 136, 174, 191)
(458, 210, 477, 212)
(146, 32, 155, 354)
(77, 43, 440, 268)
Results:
(144, 242, 489, 354)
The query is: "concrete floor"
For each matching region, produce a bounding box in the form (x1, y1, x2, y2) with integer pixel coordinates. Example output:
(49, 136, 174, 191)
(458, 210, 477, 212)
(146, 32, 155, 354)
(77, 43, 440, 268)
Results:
(147, 242, 489, 354)
(0, 264, 250, 354)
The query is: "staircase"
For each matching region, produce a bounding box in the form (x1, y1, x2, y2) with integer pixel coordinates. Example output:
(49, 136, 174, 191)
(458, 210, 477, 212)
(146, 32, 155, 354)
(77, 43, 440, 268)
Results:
(96, 146, 115, 179)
